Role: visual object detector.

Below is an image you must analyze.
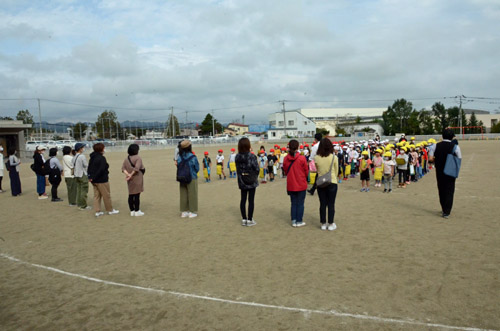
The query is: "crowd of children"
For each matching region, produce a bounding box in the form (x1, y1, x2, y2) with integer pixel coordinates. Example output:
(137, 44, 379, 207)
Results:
(196, 135, 437, 194)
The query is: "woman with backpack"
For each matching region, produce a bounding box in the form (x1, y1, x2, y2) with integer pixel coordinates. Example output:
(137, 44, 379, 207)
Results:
(122, 144, 145, 217)
(176, 140, 199, 218)
(235, 137, 259, 227)
(283, 139, 309, 228)
(33, 145, 48, 199)
(48, 147, 63, 202)
(8, 147, 22, 196)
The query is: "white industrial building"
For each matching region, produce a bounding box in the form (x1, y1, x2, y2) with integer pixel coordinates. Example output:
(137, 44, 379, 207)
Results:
(267, 110, 316, 140)
(299, 108, 385, 136)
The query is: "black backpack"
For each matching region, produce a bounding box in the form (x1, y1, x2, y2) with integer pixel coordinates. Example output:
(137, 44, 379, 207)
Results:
(47, 158, 61, 184)
(42, 159, 52, 176)
(176, 155, 195, 184)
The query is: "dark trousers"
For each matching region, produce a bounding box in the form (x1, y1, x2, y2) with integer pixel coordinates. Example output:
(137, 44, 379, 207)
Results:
(317, 183, 338, 224)
(437, 173, 456, 215)
(128, 193, 141, 211)
(0, 176, 2, 190)
(240, 188, 255, 220)
(289, 190, 306, 223)
(9, 170, 22, 196)
(309, 181, 317, 194)
(51, 180, 60, 200)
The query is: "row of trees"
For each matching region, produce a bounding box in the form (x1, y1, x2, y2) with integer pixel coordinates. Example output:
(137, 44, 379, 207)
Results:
(381, 99, 485, 135)
(4, 109, 227, 140)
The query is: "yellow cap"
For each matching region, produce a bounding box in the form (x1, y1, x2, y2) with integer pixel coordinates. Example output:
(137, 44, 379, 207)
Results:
(384, 151, 392, 157)
(411, 136, 415, 140)
(375, 149, 382, 153)
(362, 150, 369, 156)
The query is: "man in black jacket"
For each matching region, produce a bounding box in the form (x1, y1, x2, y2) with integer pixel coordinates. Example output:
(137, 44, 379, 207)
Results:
(429, 129, 462, 219)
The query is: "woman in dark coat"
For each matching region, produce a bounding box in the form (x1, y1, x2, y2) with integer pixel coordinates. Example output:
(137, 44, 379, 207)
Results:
(235, 137, 260, 227)
(8, 147, 22, 196)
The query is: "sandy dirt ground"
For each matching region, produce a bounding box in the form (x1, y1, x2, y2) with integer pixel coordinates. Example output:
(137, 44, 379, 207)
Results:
(0, 140, 499, 330)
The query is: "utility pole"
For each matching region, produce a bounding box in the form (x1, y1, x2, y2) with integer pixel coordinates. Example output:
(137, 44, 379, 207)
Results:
(37, 98, 42, 140)
(459, 95, 465, 139)
(280, 100, 287, 137)
(170, 106, 175, 138)
(212, 110, 215, 136)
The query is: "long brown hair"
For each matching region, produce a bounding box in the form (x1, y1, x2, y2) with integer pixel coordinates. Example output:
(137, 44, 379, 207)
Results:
(317, 138, 333, 157)
(238, 137, 251, 153)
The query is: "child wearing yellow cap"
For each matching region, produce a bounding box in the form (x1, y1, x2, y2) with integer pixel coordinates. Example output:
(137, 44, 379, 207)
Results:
(373, 149, 383, 188)
(382, 152, 395, 193)
(360, 150, 372, 192)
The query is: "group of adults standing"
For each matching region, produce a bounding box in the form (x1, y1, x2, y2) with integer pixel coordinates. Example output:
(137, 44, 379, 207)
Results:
(175, 128, 461, 229)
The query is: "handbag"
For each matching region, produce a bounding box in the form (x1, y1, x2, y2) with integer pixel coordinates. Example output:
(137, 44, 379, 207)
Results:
(128, 156, 145, 175)
(316, 156, 335, 188)
(443, 145, 461, 178)
(409, 164, 415, 176)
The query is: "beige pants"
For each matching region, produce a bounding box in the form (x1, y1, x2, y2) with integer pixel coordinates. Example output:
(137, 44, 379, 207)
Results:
(93, 182, 113, 212)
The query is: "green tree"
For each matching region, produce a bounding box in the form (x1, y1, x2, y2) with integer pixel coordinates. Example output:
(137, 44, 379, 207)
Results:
(381, 99, 414, 135)
(95, 110, 121, 139)
(16, 109, 34, 124)
(0, 116, 13, 120)
(355, 116, 362, 124)
(469, 112, 478, 133)
(200, 113, 223, 135)
(418, 110, 435, 134)
(73, 122, 88, 140)
(432, 102, 448, 132)
(16, 109, 34, 137)
(407, 110, 421, 135)
(446, 106, 460, 128)
(316, 127, 330, 136)
(165, 114, 180, 137)
(491, 121, 500, 133)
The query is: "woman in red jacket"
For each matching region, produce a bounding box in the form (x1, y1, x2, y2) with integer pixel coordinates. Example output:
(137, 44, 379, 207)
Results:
(283, 139, 309, 228)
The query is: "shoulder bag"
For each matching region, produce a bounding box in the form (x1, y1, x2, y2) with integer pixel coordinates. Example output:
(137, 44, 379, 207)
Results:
(443, 145, 461, 178)
(316, 156, 335, 188)
(128, 156, 146, 175)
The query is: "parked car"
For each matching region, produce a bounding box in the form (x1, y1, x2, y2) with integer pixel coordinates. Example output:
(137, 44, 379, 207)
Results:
(25, 141, 42, 152)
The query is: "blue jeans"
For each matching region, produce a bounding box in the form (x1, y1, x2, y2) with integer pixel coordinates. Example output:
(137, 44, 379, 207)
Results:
(289, 190, 306, 224)
(36, 175, 45, 195)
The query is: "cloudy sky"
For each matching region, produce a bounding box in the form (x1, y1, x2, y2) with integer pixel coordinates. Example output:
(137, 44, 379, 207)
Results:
(0, 0, 499, 124)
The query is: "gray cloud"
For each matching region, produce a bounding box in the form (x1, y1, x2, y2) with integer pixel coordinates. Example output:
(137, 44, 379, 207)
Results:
(0, 0, 499, 123)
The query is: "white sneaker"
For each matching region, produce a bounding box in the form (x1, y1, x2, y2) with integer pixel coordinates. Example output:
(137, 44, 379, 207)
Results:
(130, 211, 136, 216)
(135, 210, 145, 217)
(241, 219, 247, 226)
(246, 219, 257, 227)
(95, 212, 104, 217)
(38, 195, 48, 200)
(79, 206, 92, 211)
(181, 211, 189, 218)
(295, 222, 306, 227)
(108, 209, 119, 215)
(188, 212, 198, 218)
(328, 223, 337, 231)
(321, 224, 327, 230)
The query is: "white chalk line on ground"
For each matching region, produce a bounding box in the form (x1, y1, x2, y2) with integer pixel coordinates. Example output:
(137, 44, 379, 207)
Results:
(0, 253, 496, 331)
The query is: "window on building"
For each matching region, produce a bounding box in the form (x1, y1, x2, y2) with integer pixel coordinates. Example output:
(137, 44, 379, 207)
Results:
(278, 121, 284, 126)
(272, 132, 276, 137)
(269, 121, 276, 126)
(492, 119, 498, 126)
(288, 120, 294, 126)
(304, 121, 308, 125)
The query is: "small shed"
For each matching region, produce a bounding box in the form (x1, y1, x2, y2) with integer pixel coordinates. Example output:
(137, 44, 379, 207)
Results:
(0, 120, 33, 159)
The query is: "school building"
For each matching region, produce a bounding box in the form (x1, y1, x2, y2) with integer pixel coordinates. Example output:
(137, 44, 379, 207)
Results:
(0, 120, 33, 159)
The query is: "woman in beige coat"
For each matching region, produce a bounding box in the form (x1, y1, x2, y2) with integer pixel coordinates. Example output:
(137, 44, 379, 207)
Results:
(122, 144, 145, 217)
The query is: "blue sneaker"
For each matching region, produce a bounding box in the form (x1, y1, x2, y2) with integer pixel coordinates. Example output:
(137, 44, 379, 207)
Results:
(338, 179, 342, 183)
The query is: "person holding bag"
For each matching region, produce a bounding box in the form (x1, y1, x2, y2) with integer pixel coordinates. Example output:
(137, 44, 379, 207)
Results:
(428, 129, 462, 219)
(283, 139, 309, 228)
(314, 138, 339, 231)
(235, 137, 259, 227)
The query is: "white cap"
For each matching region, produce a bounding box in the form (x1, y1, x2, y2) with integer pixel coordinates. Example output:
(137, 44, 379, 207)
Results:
(36, 145, 47, 151)
(334, 146, 340, 151)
